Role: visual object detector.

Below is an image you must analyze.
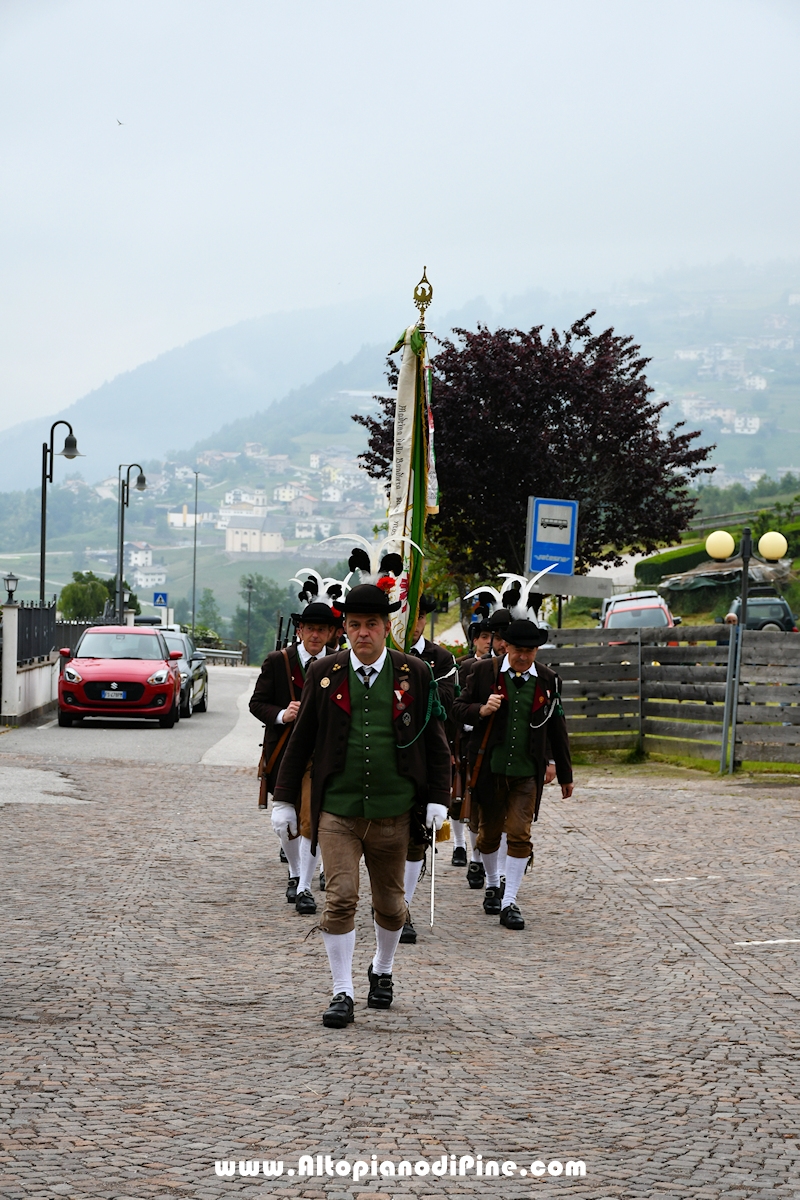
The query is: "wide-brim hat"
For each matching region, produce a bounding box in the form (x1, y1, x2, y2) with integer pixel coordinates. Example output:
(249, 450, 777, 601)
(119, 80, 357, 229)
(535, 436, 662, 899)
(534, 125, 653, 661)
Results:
(468, 618, 491, 639)
(504, 619, 549, 648)
(418, 592, 438, 616)
(291, 601, 342, 625)
(340, 583, 401, 615)
(486, 607, 512, 631)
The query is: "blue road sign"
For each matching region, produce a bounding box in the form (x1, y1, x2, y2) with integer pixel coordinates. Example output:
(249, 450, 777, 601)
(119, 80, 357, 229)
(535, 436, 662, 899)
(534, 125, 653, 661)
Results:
(153, 592, 168, 607)
(525, 497, 579, 577)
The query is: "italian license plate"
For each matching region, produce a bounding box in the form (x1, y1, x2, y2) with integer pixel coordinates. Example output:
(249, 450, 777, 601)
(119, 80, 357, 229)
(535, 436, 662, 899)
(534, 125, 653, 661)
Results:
(101, 690, 127, 699)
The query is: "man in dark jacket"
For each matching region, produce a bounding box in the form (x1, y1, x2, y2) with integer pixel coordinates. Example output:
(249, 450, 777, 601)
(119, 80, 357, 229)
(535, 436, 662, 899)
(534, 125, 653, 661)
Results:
(274, 584, 452, 1028)
(400, 593, 458, 943)
(453, 619, 573, 931)
(453, 617, 492, 880)
(249, 601, 341, 913)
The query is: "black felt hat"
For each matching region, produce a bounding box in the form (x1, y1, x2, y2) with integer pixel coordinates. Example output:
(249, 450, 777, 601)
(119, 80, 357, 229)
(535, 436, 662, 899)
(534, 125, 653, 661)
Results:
(504, 619, 549, 648)
(486, 608, 512, 631)
(418, 593, 438, 616)
(292, 601, 342, 625)
(340, 583, 401, 615)
(468, 618, 491, 641)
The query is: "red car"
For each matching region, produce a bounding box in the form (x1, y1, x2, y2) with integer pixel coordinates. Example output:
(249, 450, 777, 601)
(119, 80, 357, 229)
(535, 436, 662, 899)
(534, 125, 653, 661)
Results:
(58, 626, 183, 728)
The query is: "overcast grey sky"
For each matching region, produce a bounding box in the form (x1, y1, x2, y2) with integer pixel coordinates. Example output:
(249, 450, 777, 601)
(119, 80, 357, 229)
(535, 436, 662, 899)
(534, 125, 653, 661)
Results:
(1, 0, 798, 430)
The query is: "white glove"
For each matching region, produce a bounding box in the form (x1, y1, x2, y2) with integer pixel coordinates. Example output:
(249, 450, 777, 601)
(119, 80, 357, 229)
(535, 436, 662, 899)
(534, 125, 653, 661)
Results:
(271, 801, 298, 838)
(425, 803, 448, 831)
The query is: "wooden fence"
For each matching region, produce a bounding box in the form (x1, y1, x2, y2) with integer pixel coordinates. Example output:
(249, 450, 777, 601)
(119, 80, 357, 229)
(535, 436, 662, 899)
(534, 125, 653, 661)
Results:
(537, 625, 800, 766)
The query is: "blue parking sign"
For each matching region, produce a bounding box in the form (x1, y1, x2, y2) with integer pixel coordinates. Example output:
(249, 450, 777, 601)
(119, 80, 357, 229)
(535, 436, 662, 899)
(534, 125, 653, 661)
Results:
(525, 497, 579, 577)
(153, 592, 168, 607)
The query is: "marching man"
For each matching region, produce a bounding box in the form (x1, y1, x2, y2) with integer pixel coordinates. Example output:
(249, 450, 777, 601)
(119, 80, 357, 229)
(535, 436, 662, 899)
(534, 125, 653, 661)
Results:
(273, 584, 452, 1028)
(249, 601, 342, 914)
(453, 619, 573, 930)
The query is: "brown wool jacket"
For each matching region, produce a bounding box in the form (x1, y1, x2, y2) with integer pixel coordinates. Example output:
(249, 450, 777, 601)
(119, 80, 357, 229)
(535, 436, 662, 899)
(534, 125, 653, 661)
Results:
(273, 649, 452, 850)
(249, 644, 333, 791)
(453, 655, 572, 820)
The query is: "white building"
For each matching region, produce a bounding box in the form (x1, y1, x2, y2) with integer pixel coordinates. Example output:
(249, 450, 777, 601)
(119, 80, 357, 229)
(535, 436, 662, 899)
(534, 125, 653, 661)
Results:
(225, 516, 285, 554)
(124, 541, 153, 569)
(167, 505, 217, 529)
(132, 565, 168, 589)
(273, 482, 302, 503)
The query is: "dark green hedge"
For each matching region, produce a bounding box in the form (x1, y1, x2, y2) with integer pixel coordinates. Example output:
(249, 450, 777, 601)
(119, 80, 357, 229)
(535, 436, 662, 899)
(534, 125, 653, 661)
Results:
(635, 543, 710, 585)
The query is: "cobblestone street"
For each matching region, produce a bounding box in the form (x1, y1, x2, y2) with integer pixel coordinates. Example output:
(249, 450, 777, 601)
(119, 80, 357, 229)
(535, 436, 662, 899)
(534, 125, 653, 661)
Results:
(2, 729, 800, 1197)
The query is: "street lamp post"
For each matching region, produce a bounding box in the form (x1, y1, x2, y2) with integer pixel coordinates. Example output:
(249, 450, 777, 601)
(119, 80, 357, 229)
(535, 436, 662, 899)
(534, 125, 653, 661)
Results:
(706, 526, 789, 773)
(40, 421, 82, 605)
(116, 464, 147, 623)
(245, 577, 255, 665)
(4, 572, 19, 604)
(191, 471, 199, 639)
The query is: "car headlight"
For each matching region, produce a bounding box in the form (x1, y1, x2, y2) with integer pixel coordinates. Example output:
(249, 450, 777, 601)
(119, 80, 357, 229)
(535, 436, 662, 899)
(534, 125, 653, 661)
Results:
(179, 671, 189, 681)
(64, 666, 83, 683)
(147, 668, 170, 685)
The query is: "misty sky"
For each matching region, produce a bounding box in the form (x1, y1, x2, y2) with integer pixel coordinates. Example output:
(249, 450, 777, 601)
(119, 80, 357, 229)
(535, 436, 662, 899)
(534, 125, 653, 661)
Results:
(1, 0, 799, 430)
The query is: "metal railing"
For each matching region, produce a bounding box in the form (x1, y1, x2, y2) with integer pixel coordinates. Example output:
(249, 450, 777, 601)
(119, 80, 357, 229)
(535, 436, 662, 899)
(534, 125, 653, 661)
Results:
(17, 602, 57, 666)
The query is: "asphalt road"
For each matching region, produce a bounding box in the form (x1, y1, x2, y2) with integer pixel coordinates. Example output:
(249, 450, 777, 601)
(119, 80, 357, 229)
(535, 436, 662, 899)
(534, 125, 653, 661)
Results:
(0, 665, 263, 767)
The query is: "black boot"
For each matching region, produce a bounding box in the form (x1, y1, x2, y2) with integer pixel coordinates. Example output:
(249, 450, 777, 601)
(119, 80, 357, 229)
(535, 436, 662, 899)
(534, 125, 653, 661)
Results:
(451, 846, 467, 867)
(295, 888, 317, 915)
(367, 964, 394, 1009)
(318, 870, 326, 891)
(286, 876, 299, 903)
(483, 886, 502, 914)
(399, 914, 417, 944)
(500, 903, 525, 930)
(322, 993, 354, 1028)
(467, 861, 486, 890)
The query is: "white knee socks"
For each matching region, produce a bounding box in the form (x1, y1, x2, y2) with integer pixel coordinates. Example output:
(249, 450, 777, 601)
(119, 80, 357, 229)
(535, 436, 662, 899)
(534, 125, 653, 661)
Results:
(482, 849, 501, 889)
(498, 831, 508, 877)
(372, 921, 403, 975)
(502, 855, 528, 908)
(276, 827, 301, 878)
(322, 929, 356, 999)
(297, 836, 319, 892)
(452, 819, 467, 849)
(469, 827, 482, 863)
(404, 859, 424, 905)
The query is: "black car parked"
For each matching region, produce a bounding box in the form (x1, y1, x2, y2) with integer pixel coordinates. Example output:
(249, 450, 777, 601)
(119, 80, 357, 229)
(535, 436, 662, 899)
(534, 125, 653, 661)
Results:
(725, 589, 798, 632)
(162, 631, 209, 715)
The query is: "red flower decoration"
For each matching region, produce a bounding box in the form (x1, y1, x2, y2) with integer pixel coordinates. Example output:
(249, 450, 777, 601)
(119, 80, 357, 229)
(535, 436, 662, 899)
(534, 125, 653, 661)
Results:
(377, 575, 395, 595)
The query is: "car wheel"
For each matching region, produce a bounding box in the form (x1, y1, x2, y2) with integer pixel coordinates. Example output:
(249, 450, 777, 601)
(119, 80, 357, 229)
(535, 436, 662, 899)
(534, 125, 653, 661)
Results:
(159, 699, 180, 728)
(57, 709, 73, 727)
(760, 622, 783, 631)
(180, 688, 193, 718)
(195, 680, 208, 712)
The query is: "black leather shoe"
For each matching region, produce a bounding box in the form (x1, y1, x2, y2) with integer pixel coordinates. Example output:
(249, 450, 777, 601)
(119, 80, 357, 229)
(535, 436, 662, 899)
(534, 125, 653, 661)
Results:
(500, 903, 525, 930)
(399, 916, 417, 944)
(322, 992, 354, 1028)
(286, 876, 299, 903)
(466, 862, 486, 890)
(318, 871, 326, 891)
(451, 846, 467, 867)
(367, 964, 394, 1009)
(483, 886, 502, 914)
(295, 888, 317, 915)
(279, 847, 288, 864)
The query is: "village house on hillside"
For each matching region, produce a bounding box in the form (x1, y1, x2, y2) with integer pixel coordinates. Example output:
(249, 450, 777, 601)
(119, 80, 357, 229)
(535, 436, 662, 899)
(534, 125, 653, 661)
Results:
(225, 515, 285, 554)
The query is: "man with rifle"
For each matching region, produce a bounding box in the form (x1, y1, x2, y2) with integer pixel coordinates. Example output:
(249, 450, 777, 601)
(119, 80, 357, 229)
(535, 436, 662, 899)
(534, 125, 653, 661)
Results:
(454, 619, 573, 931)
(249, 601, 342, 914)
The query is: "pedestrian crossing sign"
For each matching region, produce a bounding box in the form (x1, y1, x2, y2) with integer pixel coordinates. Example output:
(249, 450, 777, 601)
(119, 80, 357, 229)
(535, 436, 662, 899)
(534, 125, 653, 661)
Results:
(153, 592, 168, 607)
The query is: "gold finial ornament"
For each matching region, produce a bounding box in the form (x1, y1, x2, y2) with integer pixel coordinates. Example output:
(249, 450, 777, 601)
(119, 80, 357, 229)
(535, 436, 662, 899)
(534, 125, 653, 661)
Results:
(413, 266, 433, 329)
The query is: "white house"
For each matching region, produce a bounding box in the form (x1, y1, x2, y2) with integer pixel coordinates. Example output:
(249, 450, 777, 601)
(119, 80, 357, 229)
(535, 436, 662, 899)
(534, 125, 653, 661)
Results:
(225, 516, 285, 554)
(167, 505, 217, 529)
(124, 541, 153, 569)
(132, 565, 168, 589)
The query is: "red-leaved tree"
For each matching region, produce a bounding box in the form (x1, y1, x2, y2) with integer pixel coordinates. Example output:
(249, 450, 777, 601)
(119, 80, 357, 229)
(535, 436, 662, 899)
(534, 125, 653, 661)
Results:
(353, 315, 712, 589)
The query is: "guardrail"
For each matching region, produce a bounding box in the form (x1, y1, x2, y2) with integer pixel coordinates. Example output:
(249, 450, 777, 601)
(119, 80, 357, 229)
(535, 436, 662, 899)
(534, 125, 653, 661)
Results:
(200, 647, 245, 665)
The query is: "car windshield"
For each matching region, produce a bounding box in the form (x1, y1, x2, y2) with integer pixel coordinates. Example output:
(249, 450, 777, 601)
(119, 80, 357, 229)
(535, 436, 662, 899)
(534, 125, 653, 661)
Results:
(164, 636, 187, 657)
(607, 607, 669, 628)
(76, 633, 165, 660)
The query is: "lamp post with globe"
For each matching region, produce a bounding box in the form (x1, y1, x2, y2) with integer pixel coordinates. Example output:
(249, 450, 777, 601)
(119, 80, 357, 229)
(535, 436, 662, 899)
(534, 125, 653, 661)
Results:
(705, 525, 789, 772)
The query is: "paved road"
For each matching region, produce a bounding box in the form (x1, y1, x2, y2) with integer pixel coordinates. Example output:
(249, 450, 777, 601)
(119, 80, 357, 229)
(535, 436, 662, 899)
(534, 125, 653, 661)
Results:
(0, 666, 263, 767)
(2, 710, 800, 1196)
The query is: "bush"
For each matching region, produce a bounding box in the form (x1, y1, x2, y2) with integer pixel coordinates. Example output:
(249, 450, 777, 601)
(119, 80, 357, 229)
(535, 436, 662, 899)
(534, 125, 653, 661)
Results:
(635, 543, 709, 585)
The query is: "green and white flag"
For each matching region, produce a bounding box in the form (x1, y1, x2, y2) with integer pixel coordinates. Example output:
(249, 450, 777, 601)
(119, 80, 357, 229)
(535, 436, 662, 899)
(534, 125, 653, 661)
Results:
(384, 324, 438, 651)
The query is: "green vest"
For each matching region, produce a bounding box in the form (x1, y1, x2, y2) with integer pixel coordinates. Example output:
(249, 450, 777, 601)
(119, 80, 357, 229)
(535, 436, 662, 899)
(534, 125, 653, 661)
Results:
(490, 672, 538, 777)
(323, 660, 416, 819)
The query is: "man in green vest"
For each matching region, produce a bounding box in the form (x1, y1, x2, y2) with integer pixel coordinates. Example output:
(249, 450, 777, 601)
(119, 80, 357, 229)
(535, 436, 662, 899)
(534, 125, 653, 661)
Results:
(454, 619, 573, 931)
(273, 584, 452, 1028)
